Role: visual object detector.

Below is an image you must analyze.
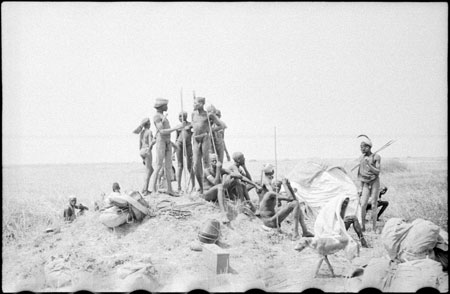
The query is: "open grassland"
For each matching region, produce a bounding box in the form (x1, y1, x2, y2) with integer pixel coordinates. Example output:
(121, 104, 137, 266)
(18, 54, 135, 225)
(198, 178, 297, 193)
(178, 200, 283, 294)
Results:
(2, 157, 447, 292)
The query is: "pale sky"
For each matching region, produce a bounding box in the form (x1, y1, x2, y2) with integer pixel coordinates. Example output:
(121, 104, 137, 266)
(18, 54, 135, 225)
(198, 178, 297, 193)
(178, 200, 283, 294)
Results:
(2, 2, 448, 165)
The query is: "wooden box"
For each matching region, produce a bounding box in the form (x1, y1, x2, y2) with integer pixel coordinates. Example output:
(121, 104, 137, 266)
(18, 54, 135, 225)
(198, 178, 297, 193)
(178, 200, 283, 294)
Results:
(203, 243, 230, 274)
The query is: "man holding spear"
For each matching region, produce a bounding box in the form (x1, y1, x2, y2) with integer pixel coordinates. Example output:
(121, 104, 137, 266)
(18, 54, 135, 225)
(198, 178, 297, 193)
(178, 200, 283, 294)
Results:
(356, 135, 381, 232)
(174, 111, 195, 193)
(191, 96, 226, 193)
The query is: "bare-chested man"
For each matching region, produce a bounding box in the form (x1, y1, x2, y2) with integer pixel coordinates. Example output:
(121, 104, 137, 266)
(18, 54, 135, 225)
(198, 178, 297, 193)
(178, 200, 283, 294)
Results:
(257, 165, 314, 239)
(224, 152, 261, 212)
(215, 109, 231, 162)
(148, 98, 182, 196)
(206, 105, 230, 163)
(191, 97, 225, 193)
(174, 111, 195, 192)
(133, 117, 156, 196)
(357, 135, 381, 232)
(201, 153, 242, 223)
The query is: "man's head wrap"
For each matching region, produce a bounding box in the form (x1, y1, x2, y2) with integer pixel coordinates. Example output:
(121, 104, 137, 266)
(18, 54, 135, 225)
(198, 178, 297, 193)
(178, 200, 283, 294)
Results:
(263, 164, 275, 175)
(154, 98, 169, 108)
(232, 152, 245, 163)
(195, 97, 206, 104)
(69, 196, 77, 203)
(357, 134, 372, 147)
(206, 104, 216, 114)
(112, 182, 120, 191)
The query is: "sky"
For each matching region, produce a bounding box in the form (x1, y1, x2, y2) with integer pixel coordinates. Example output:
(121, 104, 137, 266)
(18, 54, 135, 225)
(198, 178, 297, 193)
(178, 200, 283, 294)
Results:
(2, 2, 448, 165)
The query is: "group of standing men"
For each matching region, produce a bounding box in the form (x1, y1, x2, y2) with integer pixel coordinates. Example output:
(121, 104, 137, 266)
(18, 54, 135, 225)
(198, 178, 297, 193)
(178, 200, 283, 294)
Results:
(133, 96, 232, 197)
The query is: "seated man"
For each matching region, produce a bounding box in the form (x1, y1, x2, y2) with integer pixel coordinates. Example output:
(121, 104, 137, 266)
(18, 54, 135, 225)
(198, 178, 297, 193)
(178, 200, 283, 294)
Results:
(201, 153, 243, 223)
(366, 186, 389, 221)
(224, 152, 261, 212)
(258, 174, 314, 239)
(64, 196, 88, 222)
(340, 197, 369, 248)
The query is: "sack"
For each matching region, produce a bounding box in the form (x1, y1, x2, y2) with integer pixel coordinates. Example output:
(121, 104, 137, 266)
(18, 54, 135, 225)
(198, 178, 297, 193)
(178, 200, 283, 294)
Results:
(361, 257, 393, 290)
(125, 191, 151, 222)
(99, 206, 130, 228)
(381, 218, 413, 260)
(109, 194, 129, 209)
(388, 258, 443, 292)
(398, 218, 440, 262)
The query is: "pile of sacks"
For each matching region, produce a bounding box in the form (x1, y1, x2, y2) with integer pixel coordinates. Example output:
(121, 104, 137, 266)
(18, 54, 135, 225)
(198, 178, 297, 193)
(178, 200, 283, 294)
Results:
(99, 191, 153, 228)
(355, 218, 448, 292)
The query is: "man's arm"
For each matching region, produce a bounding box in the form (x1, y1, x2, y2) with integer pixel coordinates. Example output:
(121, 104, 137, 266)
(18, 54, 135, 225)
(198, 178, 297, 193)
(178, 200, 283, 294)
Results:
(365, 154, 381, 175)
(154, 115, 182, 135)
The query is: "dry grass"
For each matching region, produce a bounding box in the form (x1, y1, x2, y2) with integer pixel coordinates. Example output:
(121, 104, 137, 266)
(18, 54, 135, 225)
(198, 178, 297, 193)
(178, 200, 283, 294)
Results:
(2, 157, 447, 291)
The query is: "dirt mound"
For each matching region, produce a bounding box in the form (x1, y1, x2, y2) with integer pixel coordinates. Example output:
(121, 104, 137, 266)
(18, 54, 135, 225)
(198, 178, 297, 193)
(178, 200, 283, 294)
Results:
(2, 191, 390, 292)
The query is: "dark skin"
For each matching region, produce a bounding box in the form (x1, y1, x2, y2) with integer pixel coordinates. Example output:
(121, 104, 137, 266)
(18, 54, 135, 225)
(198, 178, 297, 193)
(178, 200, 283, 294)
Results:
(174, 112, 195, 192)
(191, 98, 226, 193)
(259, 178, 314, 238)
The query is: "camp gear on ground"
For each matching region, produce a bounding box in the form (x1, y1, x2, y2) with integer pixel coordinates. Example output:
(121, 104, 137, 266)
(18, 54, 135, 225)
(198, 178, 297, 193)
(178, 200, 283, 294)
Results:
(360, 257, 393, 290)
(99, 191, 152, 228)
(198, 219, 220, 244)
(99, 206, 130, 228)
(388, 259, 444, 292)
(124, 191, 152, 222)
(398, 218, 440, 262)
(381, 218, 414, 261)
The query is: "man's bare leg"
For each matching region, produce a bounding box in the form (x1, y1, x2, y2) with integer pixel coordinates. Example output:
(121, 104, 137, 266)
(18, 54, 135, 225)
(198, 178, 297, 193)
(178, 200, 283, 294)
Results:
(149, 140, 166, 193)
(142, 154, 153, 194)
(202, 185, 228, 222)
(193, 140, 204, 193)
(164, 143, 175, 194)
(370, 179, 380, 231)
(360, 183, 371, 231)
(176, 163, 183, 191)
(294, 202, 314, 237)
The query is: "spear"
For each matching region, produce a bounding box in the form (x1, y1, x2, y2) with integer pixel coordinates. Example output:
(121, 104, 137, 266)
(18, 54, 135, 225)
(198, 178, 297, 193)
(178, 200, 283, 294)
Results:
(180, 87, 189, 193)
(274, 126, 280, 229)
(351, 139, 396, 172)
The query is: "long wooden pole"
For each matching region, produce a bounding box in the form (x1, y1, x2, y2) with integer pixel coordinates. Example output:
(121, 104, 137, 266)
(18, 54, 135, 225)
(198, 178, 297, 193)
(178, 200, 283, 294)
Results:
(180, 88, 188, 193)
(274, 126, 279, 229)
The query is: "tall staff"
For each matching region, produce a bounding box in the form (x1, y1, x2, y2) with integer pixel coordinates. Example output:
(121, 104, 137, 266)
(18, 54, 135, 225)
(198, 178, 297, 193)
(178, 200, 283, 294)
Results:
(180, 88, 189, 192)
(274, 126, 279, 229)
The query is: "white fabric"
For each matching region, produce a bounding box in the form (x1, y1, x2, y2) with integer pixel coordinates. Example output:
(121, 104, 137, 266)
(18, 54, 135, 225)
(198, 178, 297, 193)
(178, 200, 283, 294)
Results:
(283, 164, 361, 260)
(282, 166, 361, 222)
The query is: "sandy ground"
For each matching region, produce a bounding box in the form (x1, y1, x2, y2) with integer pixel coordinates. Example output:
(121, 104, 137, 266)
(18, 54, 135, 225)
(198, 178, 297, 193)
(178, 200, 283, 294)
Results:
(2, 157, 448, 292)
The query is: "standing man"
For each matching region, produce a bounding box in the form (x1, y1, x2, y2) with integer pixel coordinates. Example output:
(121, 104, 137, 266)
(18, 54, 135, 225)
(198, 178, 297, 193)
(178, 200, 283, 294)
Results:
(149, 98, 182, 197)
(357, 135, 381, 232)
(215, 109, 231, 162)
(133, 117, 156, 196)
(191, 97, 226, 193)
(206, 105, 230, 164)
(174, 111, 195, 193)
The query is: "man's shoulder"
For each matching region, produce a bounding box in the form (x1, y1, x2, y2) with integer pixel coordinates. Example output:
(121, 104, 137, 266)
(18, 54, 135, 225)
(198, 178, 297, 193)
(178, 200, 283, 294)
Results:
(153, 113, 164, 121)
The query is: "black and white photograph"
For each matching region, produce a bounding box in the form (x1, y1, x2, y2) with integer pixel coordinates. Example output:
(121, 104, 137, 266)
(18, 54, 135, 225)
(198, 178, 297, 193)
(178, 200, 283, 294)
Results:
(2, 2, 448, 292)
